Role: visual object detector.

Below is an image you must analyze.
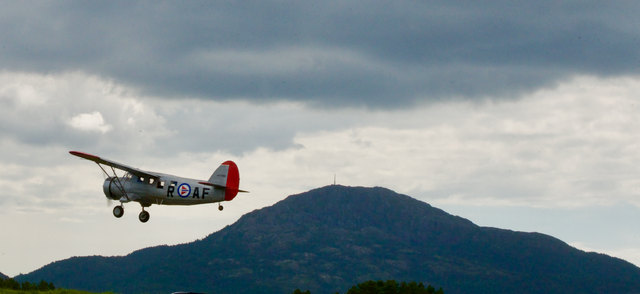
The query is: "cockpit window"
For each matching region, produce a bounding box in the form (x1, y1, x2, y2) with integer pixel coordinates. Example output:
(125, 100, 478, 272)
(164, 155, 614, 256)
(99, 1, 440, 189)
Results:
(137, 176, 145, 183)
(149, 178, 155, 184)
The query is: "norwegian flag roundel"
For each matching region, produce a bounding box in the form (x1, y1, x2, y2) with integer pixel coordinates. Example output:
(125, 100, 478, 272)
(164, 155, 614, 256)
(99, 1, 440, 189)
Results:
(177, 183, 191, 198)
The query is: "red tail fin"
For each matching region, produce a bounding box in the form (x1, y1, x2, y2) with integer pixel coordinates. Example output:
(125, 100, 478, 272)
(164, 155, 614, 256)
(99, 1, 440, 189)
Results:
(222, 161, 240, 201)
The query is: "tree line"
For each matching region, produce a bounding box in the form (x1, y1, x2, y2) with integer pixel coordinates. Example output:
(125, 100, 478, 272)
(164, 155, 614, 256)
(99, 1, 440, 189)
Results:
(0, 278, 55, 292)
(292, 280, 444, 294)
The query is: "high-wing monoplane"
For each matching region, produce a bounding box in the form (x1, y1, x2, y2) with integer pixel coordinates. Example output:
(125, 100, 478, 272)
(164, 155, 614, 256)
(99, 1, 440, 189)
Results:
(70, 151, 248, 223)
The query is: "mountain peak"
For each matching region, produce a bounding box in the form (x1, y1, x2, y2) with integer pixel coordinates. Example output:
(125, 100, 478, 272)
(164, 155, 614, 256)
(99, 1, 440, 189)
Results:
(218, 185, 476, 243)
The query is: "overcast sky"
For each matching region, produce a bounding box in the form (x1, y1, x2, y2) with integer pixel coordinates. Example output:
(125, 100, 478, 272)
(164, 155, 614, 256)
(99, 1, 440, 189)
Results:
(2, 0, 640, 277)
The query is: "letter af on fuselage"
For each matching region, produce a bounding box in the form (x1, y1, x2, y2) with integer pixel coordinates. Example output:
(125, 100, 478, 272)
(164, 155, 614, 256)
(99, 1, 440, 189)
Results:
(69, 151, 248, 223)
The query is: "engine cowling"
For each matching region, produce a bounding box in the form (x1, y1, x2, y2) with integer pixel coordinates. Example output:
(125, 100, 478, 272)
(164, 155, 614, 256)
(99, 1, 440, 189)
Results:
(103, 177, 124, 200)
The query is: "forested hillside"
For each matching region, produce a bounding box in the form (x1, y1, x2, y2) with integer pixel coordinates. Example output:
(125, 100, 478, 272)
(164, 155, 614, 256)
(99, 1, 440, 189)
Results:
(17, 185, 640, 294)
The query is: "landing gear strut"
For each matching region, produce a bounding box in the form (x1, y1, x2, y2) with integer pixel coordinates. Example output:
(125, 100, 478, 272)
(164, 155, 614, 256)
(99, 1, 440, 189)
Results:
(139, 208, 150, 223)
(113, 205, 124, 218)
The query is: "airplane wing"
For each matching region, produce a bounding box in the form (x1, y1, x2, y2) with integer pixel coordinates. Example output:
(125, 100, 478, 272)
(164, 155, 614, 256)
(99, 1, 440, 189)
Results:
(69, 151, 161, 179)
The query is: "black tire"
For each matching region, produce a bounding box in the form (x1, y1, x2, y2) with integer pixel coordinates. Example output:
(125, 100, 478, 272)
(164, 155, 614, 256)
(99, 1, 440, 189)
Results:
(139, 211, 150, 223)
(218, 205, 224, 211)
(113, 206, 124, 218)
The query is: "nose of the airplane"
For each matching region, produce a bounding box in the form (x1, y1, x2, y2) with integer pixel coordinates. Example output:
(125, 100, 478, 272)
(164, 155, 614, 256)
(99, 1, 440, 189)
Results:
(103, 177, 123, 200)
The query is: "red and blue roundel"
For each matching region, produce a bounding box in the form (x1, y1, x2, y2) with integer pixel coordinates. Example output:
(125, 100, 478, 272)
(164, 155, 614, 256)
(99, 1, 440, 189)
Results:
(177, 183, 191, 198)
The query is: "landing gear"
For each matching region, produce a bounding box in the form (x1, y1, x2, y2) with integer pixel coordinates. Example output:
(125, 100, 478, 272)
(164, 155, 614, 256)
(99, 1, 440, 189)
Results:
(113, 205, 124, 218)
(113, 203, 150, 222)
(139, 210, 150, 223)
(218, 204, 224, 211)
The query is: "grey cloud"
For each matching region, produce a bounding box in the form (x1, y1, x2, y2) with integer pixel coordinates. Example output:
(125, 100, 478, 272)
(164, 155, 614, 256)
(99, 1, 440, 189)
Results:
(1, 1, 640, 108)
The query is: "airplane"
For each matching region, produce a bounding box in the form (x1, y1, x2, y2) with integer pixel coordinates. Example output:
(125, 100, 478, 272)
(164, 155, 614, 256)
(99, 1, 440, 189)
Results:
(69, 151, 248, 223)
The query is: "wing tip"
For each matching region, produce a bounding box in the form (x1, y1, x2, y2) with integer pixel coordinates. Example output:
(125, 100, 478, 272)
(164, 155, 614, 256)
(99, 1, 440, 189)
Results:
(69, 151, 100, 160)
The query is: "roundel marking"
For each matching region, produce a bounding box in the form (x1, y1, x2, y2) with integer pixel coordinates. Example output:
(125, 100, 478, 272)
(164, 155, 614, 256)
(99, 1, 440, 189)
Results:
(177, 183, 191, 198)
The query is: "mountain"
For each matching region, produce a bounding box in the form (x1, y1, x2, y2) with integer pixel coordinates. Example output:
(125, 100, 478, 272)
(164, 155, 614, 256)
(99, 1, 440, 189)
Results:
(0, 271, 7, 279)
(17, 185, 640, 294)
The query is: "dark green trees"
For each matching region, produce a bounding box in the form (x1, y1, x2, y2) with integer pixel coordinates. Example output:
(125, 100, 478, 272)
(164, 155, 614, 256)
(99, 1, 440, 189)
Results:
(291, 280, 443, 294)
(0, 278, 55, 291)
(0, 278, 20, 290)
(347, 280, 443, 294)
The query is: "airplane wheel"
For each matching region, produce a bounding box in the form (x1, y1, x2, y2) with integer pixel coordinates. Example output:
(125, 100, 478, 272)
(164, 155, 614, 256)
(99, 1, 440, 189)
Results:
(218, 205, 224, 211)
(113, 206, 124, 218)
(139, 211, 150, 223)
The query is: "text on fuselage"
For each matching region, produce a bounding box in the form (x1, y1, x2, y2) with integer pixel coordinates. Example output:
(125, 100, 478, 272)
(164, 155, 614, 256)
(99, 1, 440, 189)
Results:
(166, 183, 209, 198)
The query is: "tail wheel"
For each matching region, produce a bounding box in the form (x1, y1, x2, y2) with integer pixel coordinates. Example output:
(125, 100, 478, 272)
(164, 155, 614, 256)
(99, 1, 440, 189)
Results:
(218, 205, 224, 211)
(113, 206, 124, 218)
(139, 211, 150, 223)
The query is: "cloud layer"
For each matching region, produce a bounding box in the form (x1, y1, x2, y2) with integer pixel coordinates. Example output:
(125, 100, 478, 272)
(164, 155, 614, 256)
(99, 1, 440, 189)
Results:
(2, 72, 640, 209)
(2, 1, 640, 108)
(2, 72, 640, 276)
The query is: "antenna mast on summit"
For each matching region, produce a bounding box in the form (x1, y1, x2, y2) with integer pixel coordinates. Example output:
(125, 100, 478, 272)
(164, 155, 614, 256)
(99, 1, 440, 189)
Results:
(334, 174, 336, 185)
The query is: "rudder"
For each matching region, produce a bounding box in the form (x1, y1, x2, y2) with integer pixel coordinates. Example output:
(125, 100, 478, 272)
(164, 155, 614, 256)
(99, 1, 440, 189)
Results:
(208, 161, 241, 201)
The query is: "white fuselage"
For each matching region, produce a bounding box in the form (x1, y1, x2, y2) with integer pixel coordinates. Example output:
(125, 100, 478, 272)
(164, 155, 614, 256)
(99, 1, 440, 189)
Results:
(103, 172, 226, 207)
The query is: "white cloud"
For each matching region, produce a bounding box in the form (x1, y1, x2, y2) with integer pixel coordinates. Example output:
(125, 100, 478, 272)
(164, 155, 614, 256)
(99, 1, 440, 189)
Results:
(0, 72, 174, 157)
(68, 111, 112, 133)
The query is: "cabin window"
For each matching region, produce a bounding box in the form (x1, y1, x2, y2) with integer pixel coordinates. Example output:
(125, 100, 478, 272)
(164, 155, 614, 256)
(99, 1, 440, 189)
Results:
(170, 181, 177, 187)
(149, 178, 155, 184)
(157, 180, 165, 189)
(137, 176, 145, 183)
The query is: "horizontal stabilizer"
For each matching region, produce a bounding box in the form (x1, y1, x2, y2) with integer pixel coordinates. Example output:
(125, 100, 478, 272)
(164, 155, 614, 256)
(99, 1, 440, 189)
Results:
(198, 181, 249, 193)
(198, 181, 226, 189)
